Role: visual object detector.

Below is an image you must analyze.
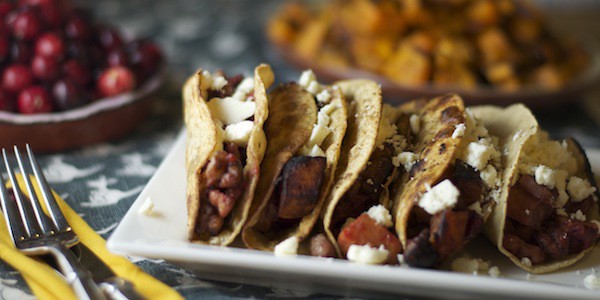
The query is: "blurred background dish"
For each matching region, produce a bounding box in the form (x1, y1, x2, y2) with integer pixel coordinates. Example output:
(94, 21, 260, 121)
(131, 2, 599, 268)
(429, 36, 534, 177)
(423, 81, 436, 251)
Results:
(0, 0, 165, 152)
(267, 0, 600, 106)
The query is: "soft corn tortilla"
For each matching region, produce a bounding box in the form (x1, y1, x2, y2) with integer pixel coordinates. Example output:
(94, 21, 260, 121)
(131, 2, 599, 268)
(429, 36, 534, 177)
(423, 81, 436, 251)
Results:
(184, 64, 274, 246)
(321, 79, 383, 256)
(472, 104, 600, 274)
(392, 94, 467, 247)
(242, 83, 348, 251)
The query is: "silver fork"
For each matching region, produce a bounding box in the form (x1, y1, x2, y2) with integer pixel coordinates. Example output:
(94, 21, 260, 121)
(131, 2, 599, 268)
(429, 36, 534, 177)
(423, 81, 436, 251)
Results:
(0, 145, 107, 300)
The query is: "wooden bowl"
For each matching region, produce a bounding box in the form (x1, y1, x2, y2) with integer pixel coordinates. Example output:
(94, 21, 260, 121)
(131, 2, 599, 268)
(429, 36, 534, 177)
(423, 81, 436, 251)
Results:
(0, 70, 164, 153)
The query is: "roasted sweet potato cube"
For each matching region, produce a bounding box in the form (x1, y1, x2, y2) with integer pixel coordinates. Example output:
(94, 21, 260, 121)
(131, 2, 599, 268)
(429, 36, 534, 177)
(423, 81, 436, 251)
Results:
(383, 44, 431, 85)
(277, 156, 326, 219)
(430, 209, 469, 259)
(503, 232, 546, 264)
(337, 214, 402, 264)
(477, 28, 515, 65)
(507, 183, 553, 229)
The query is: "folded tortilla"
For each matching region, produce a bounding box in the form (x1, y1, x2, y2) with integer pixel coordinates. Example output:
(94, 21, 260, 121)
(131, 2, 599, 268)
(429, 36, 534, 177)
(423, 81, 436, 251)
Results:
(322, 79, 416, 258)
(472, 104, 600, 273)
(242, 81, 348, 251)
(392, 94, 501, 268)
(184, 64, 274, 246)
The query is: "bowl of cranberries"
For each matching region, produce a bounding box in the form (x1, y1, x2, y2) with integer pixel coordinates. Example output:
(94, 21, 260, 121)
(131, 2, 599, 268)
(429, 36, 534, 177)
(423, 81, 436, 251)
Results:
(0, 0, 165, 152)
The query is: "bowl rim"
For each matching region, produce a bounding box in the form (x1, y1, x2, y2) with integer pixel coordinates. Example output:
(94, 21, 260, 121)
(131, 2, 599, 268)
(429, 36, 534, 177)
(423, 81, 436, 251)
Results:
(0, 66, 166, 125)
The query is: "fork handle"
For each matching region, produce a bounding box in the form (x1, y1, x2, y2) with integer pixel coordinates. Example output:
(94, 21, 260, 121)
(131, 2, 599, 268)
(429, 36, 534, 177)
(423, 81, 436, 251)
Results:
(50, 244, 108, 300)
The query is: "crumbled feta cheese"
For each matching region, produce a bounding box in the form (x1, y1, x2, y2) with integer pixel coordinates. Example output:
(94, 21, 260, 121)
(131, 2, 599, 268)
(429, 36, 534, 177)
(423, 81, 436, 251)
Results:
(207, 96, 256, 125)
(451, 257, 501, 278)
(298, 144, 326, 157)
(533, 165, 569, 206)
(138, 197, 156, 216)
(567, 176, 596, 202)
(393, 152, 419, 171)
(525, 209, 531, 216)
(366, 178, 374, 185)
(468, 201, 483, 216)
(452, 123, 466, 139)
(299, 69, 317, 88)
(584, 274, 600, 290)
(236, 77, 254, 94)
(520, 257, 532, 267)
(464, 138, 500, 171)
(418, 179, 460, 215)
(223, 120, 254, 146)
(347, 244, 389, 264)
(306, 81, 321, 95)
(201, 70, 228, 91)
(274, 236, 299, 256)
(366, 205, 393, 228)
(570, 209, 587, 221)
(480, 164, 498, 189)
(316, 89, 332, 104)
(409, 114, 420, 135)
(307, 124, 332, 148)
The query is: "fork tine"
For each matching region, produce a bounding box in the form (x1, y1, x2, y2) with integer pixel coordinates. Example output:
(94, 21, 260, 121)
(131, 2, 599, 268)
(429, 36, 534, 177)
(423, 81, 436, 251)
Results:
(26, 144, 70, 232)
(2, 148, 41, 238)
(14, 146, 54, 235)
(0, 158, 27, 243)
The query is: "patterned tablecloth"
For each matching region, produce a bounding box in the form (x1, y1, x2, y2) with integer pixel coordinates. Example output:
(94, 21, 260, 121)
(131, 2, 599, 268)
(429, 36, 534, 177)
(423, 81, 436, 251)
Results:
(1, 1, 600, 299)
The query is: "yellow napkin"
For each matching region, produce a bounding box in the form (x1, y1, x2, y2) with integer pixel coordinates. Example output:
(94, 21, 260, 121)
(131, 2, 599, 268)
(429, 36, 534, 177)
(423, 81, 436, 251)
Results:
(0, 175, 183, 300)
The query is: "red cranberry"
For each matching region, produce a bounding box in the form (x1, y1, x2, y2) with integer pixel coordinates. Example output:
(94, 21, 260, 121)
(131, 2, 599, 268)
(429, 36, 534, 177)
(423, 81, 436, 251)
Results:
(0, 90, 15, 112)
(97, 66, 136, 98)
(130, 41, 163, 82)
(10, 40, 34, 63)
(0, 3, 15, 18)
(52, 78, 90, 110)
(0, 35, 9, 63)
(35, 32, 65, 59)
(18, 0, 59, 7)
(40, 5, 65, 29)
(106, 48, 130, 67)
(65, 15, 92, 41)
(97, 25, 123, 50)
(63, 59, 91, 86)
(17, 85, 53, 114)
(11, 9, 43, 40)
(67, 41, 103, 66)
(2, 64, 33, 93)
(31, 55, 60, 80)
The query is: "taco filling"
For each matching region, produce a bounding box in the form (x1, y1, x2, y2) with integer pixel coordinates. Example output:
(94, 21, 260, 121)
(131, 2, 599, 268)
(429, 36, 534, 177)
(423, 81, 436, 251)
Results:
(332, 104, 414, 264)
(502, 133, 599, 266)
(404, 108, 502, 268)
(194, 71, 258, 238)
(246, 70, 347, 251)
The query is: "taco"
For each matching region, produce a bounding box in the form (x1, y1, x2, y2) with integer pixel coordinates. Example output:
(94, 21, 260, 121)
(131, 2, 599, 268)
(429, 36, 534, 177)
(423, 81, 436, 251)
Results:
(322, 80, 416, 264)
(184, 64, 274, 246)
(392, 94, 503, 268)
(472, 104, 600, 274)
(242, 70, 348, 252)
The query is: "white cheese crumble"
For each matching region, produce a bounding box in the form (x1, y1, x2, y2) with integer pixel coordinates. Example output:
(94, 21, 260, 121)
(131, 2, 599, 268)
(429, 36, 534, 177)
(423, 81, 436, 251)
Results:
(298, 69, 322, 95)
(298, 103, 337, 157)
(480, 164, 499, 189)
(451, 257, 501, 278)
(464, 138, 500, 171)
(274, 236, 299, 256)
(138, 197, 156, 216)
(570, 209, 587, 222)
(418, 179, 460, 215)
(316, 89, 332, 104)
(201, 70, 228, 91)
(347, 244, 389, 264)
(207, 96, 256, 125)
(392, 151, 419, 171)
(556, 208, 568, 217)
(223, 120, 254, 146)
(375, 104, 399, 147)
(366, 204, 393, 228)
(567, 176, 596, 202)
(409, 114, 420, 135)
(584, 274, 600, 290)
(534, 165, 569, 206)
(452, 123, 466, 139)
(468, 201, 483, 216)
(520, 257, 532, 267)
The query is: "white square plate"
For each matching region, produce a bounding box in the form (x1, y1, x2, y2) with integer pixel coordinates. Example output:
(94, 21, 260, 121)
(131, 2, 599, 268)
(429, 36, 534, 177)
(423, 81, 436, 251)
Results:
(107, 129, 600, 299)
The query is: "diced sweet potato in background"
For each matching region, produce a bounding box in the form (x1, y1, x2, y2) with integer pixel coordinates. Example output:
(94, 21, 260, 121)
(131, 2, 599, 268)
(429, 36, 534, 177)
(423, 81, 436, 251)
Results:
(477, 28, 515, 65)
(382, 44, 431, 86)
(467, 0, 500, 29)
(337, 214, 402, 264)
(529, 64, 564, 90)
(351, 35, 396, 71)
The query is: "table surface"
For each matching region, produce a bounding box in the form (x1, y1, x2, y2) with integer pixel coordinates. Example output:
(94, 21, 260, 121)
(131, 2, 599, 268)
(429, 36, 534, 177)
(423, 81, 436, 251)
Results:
(1, 1, 600, 299)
